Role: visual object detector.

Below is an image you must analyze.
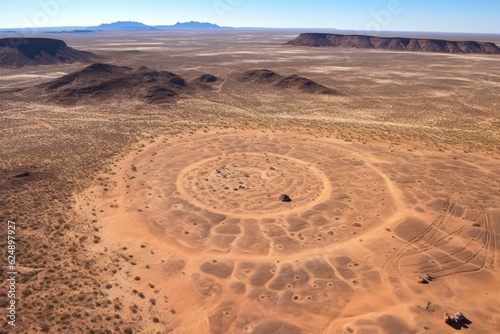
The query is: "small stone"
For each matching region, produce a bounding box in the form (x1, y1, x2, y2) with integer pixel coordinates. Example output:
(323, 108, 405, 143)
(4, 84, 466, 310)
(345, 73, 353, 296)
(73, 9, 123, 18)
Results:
(279, 194, 292, 202)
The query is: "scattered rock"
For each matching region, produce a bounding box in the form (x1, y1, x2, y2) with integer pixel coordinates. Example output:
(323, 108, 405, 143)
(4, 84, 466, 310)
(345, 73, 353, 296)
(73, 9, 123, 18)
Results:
(279, 194, 292, 202)
(418, 276, 429, 284)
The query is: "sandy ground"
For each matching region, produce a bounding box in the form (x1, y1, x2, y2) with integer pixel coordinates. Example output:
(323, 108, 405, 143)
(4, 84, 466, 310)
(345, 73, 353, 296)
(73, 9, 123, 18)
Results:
(1, 30, 499, 333)
(75, 129, 500, 333)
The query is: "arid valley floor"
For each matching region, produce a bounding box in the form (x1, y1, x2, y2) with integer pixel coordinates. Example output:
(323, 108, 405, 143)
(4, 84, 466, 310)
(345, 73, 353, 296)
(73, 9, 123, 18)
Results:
(1, 31, 499, 333)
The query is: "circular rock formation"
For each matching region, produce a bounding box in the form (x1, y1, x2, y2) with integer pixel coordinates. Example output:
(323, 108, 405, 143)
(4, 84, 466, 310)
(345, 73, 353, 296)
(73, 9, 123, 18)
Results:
(177, 153, 329, 217)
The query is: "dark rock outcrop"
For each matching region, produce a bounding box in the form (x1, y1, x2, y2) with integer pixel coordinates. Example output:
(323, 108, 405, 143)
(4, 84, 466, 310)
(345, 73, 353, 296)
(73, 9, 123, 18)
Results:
(191, 74, 220, 90)
(0, 38, 99, 67)
(14, 172, 31, 178)
(196, 74, 218, 83)
(279, 194, 292, 202)
(237, 69, 336, 94)
(39, 63, 190, 104)
(236, 69, 281, 83)
(287, 33, 500, 55)
(275, 75, 334, 94)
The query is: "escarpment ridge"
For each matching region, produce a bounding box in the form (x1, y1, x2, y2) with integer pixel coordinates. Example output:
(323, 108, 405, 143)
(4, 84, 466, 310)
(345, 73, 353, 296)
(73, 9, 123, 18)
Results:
(287, 33, 500, 54)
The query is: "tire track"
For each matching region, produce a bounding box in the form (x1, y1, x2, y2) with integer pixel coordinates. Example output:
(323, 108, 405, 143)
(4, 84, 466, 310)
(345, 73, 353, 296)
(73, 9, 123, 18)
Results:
(383, 198, 495, 298)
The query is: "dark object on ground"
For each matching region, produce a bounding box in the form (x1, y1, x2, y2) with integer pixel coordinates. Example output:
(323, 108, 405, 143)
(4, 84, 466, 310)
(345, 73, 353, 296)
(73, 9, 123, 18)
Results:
(0, 38, 99, 68)
(14, 172, 30, 178)
(426, 274, 433, 281)
(287, 33, 500, 55)
(279, 194, 292, 202)
(455, 312, 465, 322)
(444, 311, 472, 329)
(418, 276, 429, 284)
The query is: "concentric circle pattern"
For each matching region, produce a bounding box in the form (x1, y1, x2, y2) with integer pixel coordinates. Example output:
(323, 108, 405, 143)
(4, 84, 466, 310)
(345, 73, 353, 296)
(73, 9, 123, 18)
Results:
(177, 153, 330, 217)
(82, 130, 500, 333)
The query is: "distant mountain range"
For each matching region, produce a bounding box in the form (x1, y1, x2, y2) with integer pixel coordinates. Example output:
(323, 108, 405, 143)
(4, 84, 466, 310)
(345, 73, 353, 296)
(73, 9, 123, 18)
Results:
(0, 21, 223, 33)
(161, 21, 222, 29)
(89, 21, 222, 31)
(94, 21, 157, 31)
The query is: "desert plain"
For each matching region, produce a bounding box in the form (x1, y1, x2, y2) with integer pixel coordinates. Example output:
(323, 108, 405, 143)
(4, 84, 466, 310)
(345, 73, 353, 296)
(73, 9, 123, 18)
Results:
(0, 30, 499, 333)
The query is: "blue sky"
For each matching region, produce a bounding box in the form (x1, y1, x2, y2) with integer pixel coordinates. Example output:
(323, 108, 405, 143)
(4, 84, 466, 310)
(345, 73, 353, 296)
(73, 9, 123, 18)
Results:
(1, 0, 499, 33)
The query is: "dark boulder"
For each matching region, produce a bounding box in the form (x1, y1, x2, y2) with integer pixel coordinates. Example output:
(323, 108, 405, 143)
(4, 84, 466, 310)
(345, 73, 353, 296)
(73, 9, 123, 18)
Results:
(279, 194, 292, 202)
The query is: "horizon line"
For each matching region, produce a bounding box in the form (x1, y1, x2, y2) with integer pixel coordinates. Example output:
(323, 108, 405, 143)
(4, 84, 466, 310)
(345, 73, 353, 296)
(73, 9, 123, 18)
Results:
(1, 25, 500, 36)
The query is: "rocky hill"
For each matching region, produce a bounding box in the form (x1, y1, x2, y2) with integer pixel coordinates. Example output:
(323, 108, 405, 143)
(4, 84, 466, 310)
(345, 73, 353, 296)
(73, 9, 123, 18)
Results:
(0, 38, 98, 67)
(287, 33, 500, 54)
(39, 63, 190, 104)
(5, 63, 337, 104)
(237, 69, 336, 94)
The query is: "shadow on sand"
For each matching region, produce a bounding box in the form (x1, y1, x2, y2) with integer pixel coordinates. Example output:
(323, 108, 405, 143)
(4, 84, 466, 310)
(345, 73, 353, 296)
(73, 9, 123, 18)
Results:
(446, 317, 472, 330)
